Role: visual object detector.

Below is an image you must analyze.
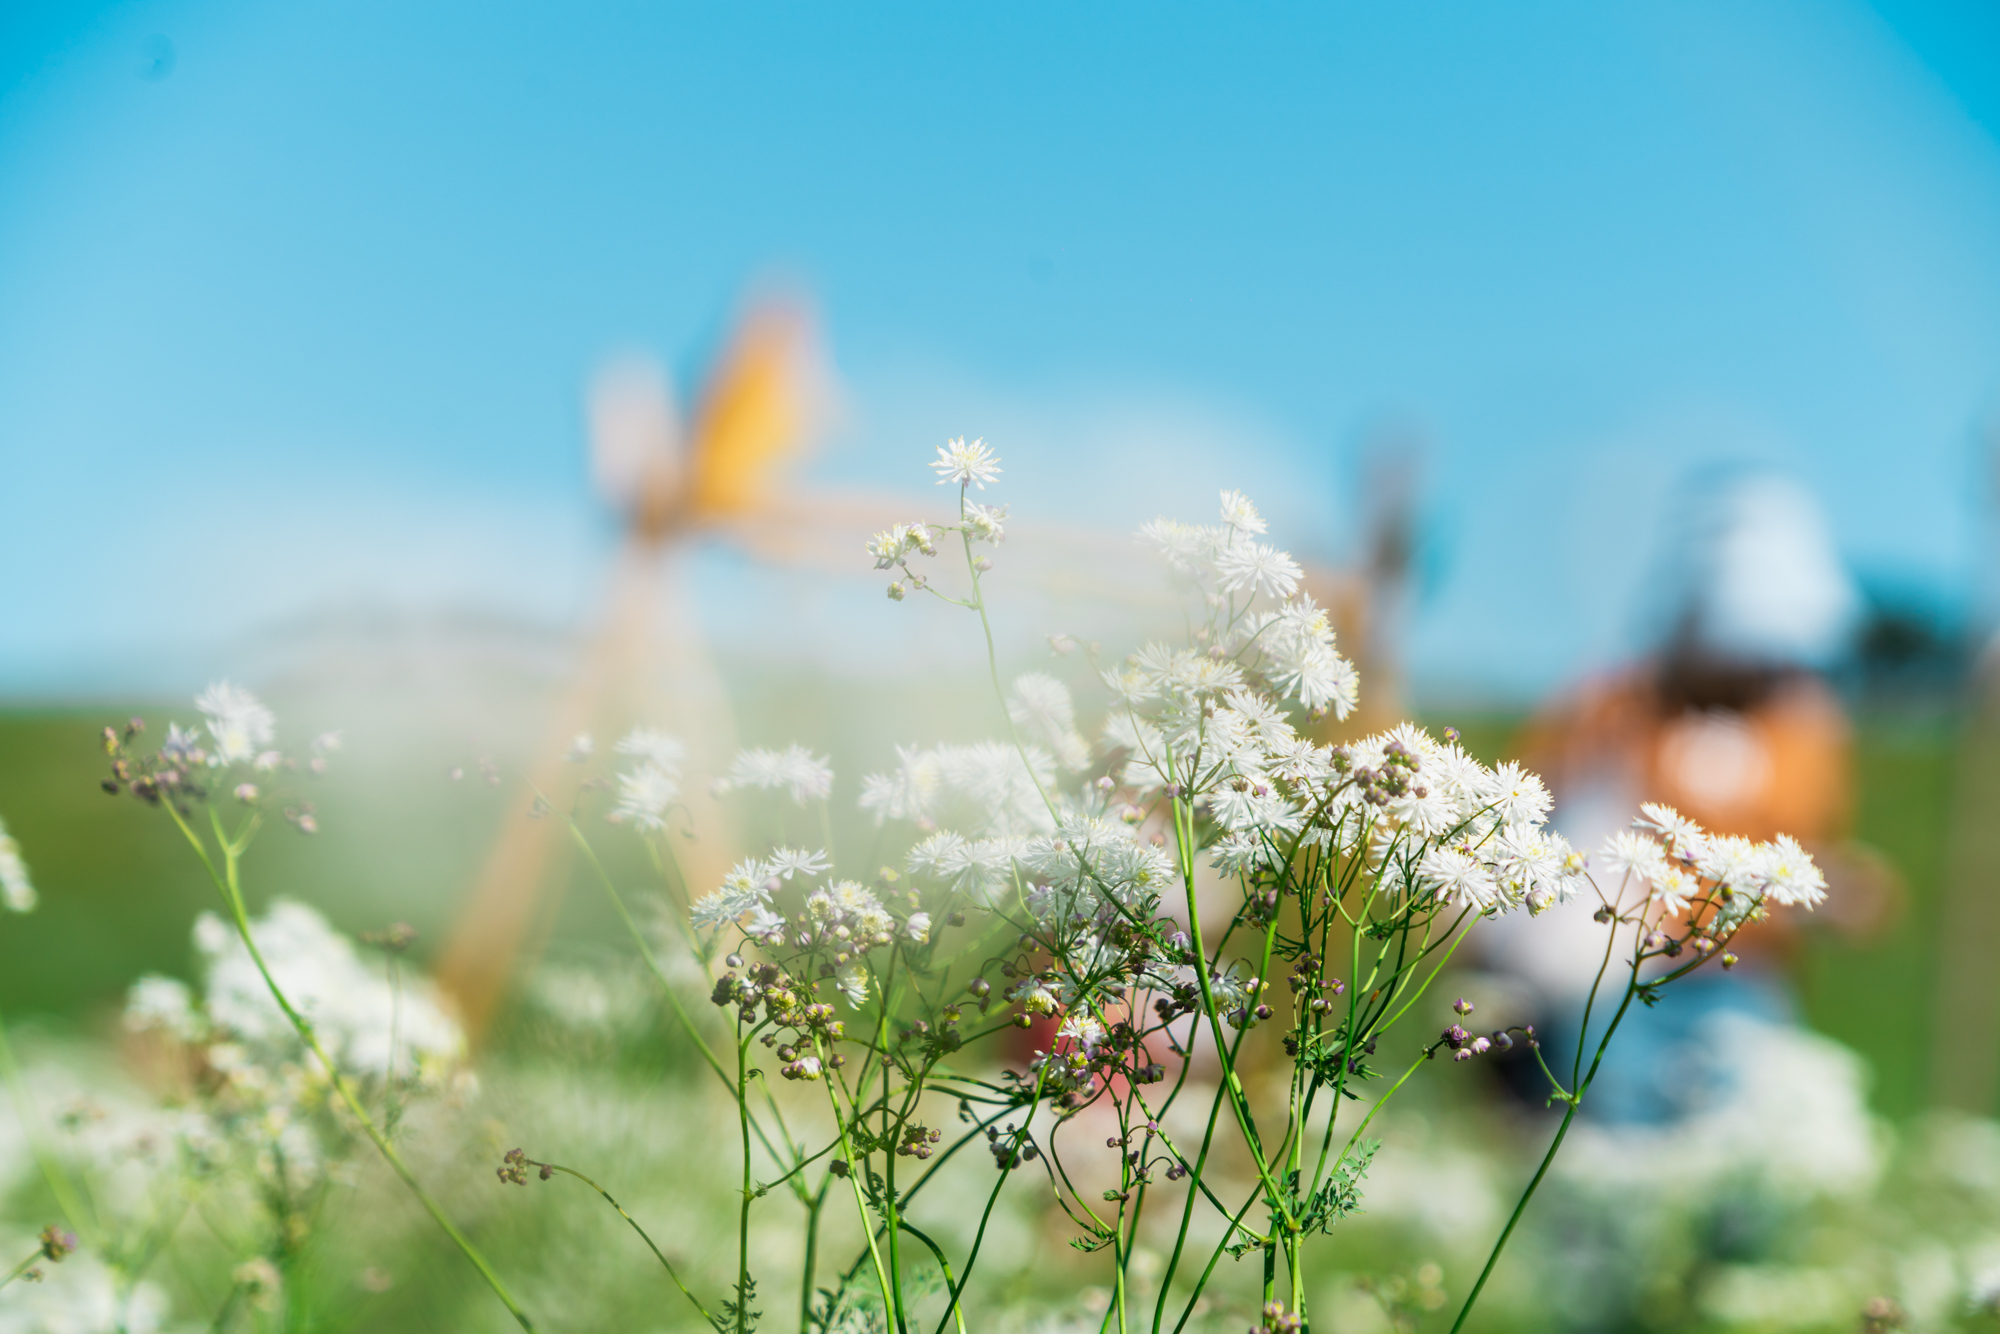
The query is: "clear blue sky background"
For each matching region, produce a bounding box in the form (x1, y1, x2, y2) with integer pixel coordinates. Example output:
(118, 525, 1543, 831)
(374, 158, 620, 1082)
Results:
(4, 1, 1999, 699)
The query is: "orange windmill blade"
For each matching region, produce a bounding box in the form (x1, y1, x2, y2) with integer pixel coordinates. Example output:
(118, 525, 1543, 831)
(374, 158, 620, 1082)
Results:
(434, 298, 828, 1040)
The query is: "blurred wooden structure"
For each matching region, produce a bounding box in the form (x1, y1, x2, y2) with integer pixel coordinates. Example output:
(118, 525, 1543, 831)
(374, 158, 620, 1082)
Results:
(435, 302, 834, 1038)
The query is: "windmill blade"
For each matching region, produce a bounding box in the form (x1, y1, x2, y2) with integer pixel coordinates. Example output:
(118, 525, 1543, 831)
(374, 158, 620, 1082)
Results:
(688, 301, 828, 518)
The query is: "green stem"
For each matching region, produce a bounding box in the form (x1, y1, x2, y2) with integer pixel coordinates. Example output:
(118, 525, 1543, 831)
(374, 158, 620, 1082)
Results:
(0, 1249, 42, 1292)
(533, 1160, 715, 1325)
(737, 1034, 755, 1334)
(824, 1067, 896, 1326)
(166, 805, 536, 1330)
(800, 1185, 828, 1334)
(1448, 971, 1642, 1334)
(1170, 795, 1290, 1228)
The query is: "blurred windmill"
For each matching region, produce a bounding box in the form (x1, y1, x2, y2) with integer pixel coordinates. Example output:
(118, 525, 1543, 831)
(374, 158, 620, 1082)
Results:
(435, 297, 861, 1037)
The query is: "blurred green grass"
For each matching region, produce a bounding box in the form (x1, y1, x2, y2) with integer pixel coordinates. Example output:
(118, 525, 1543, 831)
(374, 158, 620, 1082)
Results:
(0, 702, 1969, 1122)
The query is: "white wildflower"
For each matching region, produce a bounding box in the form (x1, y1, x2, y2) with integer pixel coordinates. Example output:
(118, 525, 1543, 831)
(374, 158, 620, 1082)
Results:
(931, 436, 1002, 489)
(867, 523, 936, 569)
(1140, 518, 1223, 574)
(964, 501, 1008, 543)
(614, 763, 679, 831)
(1421, 845, 1501, 911)
(770, 847, 831, 880)
(835, 964, 870, 1007)
(1214, 541, 1302, 600)
(1218, 489, 1268, 534)
(1760, 834, 1826, 909)
(0, 816, 34, 912)
(616, 727, 686, 773)
(1600, 830, 1666, 884)
(161, 722, 205, 765)
(196, 680, 276, 766)
(124, 974, 204, 1041)
(1057, 1015, 1105, 1054)
(724, 745, 835, 805)
(195, 901, 463, 1079)
(742, 905, 786, 938)
(904, 911, 931, 944)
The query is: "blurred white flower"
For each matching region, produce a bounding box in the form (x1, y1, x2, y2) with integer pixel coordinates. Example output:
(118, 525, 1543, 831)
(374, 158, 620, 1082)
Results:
(194, 901, 463, 1080)
(614, 764, 680, 831)
(723, 746, 834, 805)
(0, 816, 35, 913)
(195, 681, 275, 767)
(1217, 488, 1267, 534)
(615, 727, 687, 774)
(124, 975, 204, 1043)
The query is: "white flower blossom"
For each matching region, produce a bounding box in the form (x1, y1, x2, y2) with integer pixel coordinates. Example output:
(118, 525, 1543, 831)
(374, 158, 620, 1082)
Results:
(615, 727, 687, 773)
(0, 816, 34, 913)
(770, 847, 831, 880)
(963, 501, 1008, 544)
(194, 901, 463, 1079)
(723, 745, 834, 804)
(1218, 489, 1268, 534)
(1214, 541, 1303, 600)
(196, 680, 276, 766)
(124, 974, 204, 1041)
(614, 763, 679, 831)
(931, 436, 1002, 489)
(835, 964, 870, 1007)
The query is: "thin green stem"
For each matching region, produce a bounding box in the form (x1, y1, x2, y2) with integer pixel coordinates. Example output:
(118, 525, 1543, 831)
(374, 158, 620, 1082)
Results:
(737, 1033, 756, 1334)
(165, 804, 536, 1330)
(0, 1249, 42, 1292)
(1448, 963, 1643, 1334)
(531, 1160, 715, 1325)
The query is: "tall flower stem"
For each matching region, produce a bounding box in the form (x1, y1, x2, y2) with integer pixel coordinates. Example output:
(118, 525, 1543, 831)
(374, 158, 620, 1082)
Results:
(1447, 962, 1641, 1334)
(736, 1030, 757, 1334)
(165, 805, 535, 1331)
(0, 1247, 44, 1292)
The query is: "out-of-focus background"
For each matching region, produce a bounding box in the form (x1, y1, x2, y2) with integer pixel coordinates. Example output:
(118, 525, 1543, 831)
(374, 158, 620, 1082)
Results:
(6, 2, 2000, 1331)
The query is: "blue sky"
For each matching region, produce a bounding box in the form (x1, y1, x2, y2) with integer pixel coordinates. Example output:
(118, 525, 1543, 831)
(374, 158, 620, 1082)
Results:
(3, 1, 1999, 699)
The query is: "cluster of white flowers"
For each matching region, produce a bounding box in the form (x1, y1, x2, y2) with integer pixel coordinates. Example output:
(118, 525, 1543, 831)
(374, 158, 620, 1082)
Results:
(867, 522, 938, 570)
(195, 680, 279, 768)
(1116, 497, 1356, 724)
(718, 745, 835, 805)
(113, 902, 465, 1211)
(861, 738, 1055, 840)
(1600, 802, 1827, 919)
(687, 846, 929, 1013)
(1017, 816, 1175, 924)
(610, 725, 687, 829)
(0, 815, 35, 913)
(172, 901, 464, 1080)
